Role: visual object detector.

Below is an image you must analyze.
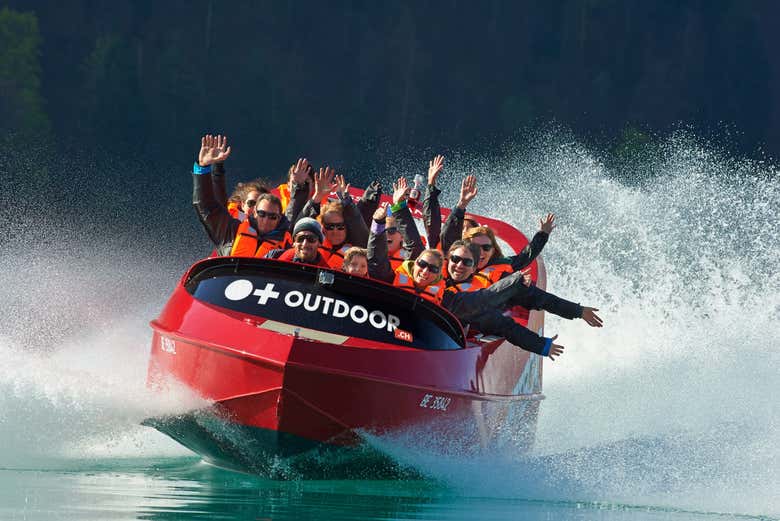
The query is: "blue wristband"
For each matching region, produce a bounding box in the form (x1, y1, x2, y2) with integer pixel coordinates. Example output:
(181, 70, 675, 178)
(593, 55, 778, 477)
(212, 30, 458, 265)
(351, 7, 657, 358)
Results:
(541, 337, 553, 357)
(193, 162, 212, 175)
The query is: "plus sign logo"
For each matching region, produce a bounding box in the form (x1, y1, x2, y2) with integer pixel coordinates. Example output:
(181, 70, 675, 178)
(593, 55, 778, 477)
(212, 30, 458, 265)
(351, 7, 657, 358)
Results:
(252, 282, 280, 305)
(223, 279, 280, 305)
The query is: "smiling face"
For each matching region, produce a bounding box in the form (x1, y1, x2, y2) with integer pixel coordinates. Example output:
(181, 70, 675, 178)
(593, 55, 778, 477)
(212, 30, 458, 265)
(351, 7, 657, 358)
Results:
(293, 231, 321, 262)
(469, 234, 494, 270)
(242, 190, 260, 216)
(412, 252, 441, 287)
(385, 216, 403, 254)
(343, 254, 368, 276)
(322, 211, 347, 247)
(447, 246, 476, 282)
(253, 198, 282, 234)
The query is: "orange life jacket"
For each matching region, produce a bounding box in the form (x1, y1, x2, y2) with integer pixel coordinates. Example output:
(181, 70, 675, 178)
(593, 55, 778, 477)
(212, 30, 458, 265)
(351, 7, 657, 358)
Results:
(392, 263, 444, 304)
(227, 201, 246, 221)
(477, 261, 514, 284)
(388, 249, 409, 271)
(444, 274, 488, 295)
(277, 183, 291, 212)
(320, 240, 352, 270)
(230, 219, 292, 257)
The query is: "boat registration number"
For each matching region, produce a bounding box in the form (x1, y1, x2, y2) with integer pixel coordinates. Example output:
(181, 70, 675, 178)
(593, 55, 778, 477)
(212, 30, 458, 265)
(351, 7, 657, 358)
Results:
(419, 394, 451, 411)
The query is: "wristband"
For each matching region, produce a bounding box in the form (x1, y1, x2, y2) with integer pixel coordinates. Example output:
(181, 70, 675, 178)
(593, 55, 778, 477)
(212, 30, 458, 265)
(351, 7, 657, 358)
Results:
(371, 221, 386, 234)
(541, 337, 552, 357)
(193, 162, 212, 175)
(388, 200, 408, 215)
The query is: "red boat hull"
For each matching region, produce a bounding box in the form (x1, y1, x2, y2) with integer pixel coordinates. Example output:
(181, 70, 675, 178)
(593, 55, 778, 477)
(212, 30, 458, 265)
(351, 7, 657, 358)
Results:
(146, 253, 547, 476)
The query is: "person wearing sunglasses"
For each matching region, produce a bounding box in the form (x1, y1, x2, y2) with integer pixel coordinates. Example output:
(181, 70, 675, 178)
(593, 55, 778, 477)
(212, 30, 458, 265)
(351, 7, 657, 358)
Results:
(192, 134, 292, 257)
(390, 249, 445, 303)
(437, 241, 602, 360)
(265, 217, 331, 267)
(229, 193, 292, 257)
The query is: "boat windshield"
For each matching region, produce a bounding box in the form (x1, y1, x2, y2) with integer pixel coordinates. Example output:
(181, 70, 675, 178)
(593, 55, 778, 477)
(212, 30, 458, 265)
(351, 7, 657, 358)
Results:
(184, 258, 465, 350)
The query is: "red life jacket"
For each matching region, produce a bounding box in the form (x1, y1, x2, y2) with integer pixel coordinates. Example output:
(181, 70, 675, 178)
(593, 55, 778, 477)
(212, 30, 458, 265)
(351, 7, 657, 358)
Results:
(277, 247, 331, 268)
(230, 219, 292, 257)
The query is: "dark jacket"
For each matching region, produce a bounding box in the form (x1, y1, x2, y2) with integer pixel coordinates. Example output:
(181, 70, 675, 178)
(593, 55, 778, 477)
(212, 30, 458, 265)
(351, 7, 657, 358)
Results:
(192, 171, 290, 256)
(441, 271, 582, 355)
(367, 203, 425, 282)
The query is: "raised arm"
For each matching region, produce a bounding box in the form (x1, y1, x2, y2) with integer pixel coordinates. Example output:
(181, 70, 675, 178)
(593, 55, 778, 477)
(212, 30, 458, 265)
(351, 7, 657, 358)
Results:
(367, 207, 395, 282)
(391, 177, 424, 259)
(192, 134, 239, 255)
(285, 158, 312, 230)
(357, 180, 382, 227)
(441, 174, 478, 252)
(508, 213, 556, 271)
(423, 155, 444, 248)
(336, 173, 369, 247)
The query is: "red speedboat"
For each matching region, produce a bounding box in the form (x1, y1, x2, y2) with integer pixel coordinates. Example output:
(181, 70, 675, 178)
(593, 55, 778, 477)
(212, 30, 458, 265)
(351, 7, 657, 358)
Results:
(145, 200, 547, 477)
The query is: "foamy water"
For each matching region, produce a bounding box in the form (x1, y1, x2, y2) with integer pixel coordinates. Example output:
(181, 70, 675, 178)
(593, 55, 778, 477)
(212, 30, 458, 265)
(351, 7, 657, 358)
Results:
(0, 132, 777, 517)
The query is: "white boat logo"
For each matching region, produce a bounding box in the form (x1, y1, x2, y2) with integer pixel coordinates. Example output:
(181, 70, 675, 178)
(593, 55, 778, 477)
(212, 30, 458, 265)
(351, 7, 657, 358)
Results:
(223, 278, 402, 333)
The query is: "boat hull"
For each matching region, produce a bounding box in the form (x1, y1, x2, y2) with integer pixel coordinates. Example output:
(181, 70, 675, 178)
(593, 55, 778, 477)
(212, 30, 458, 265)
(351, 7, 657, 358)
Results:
(146, 257, 546, 476)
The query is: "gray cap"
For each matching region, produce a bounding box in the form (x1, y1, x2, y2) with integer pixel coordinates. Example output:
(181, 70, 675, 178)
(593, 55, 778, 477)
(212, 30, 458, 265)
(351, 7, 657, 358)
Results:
(293, 217, 324, 243)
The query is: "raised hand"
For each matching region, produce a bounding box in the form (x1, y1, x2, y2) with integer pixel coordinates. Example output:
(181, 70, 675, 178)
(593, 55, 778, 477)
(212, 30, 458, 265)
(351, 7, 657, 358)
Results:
(392, 177, 410, 205)
(334, 174, 350, 199)
(456, 174, 478, 209)
(291, 158, 310, 185)
(548, 334, 565, 361)
(581, 307, 603, 327)
(313, 166, 336, 202)
(520, 268, 533, 287)
(428, 154, 445, 186)
(363, 180, 382, 202)
(540, 213, 556, 235)
(372, 206, 388, 222)
(198, 134, 232, 167)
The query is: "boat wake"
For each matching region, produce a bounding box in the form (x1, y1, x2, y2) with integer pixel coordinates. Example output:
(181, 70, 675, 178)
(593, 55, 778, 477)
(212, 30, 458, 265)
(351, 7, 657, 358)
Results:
(0, 130, 777, 517)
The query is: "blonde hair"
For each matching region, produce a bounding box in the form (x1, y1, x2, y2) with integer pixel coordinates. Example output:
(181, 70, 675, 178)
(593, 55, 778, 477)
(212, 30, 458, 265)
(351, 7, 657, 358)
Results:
(463, 226, 503, 259)
(416, 248, 444, 267)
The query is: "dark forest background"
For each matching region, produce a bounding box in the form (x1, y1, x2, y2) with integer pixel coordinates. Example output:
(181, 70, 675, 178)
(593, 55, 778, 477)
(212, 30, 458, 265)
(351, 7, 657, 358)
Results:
(2, 1, 779, 220)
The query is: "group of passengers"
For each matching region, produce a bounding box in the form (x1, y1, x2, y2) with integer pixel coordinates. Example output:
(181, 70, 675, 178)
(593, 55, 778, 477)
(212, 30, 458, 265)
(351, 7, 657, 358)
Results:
(192, 134, 603, 360)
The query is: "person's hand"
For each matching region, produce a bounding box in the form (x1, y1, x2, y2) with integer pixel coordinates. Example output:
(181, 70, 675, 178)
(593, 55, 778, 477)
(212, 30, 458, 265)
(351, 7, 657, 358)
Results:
(291, 158, 310, 185)
(372, 206, 387, 223)
(581, 307, 603, 327)
(363, 180, 382, 202)
(540, 213, 556, 235)
(334, 174, 350, 200)
(198, 134, 232, 167)
(392, 177, 410, 205)
(520, 268, 533, 286)
(428, 155, 445, 186)
(456, 174, 478, 209)
(313, 166, 335, 202)
(548, 334, 564, 361)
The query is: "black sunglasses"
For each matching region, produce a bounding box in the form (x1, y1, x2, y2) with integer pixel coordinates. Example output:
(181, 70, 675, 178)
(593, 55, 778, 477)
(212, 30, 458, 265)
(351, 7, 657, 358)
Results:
(415, 258, 441, 274)
(256, 209, 280, 220)
(294, 233, 319, 244)
(385, 227, 399, 235)
(324, 222, 346, 231)
(478, 243, 494, 252)
(449, 254, 475, 267)
(245, 199, 258, 207)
